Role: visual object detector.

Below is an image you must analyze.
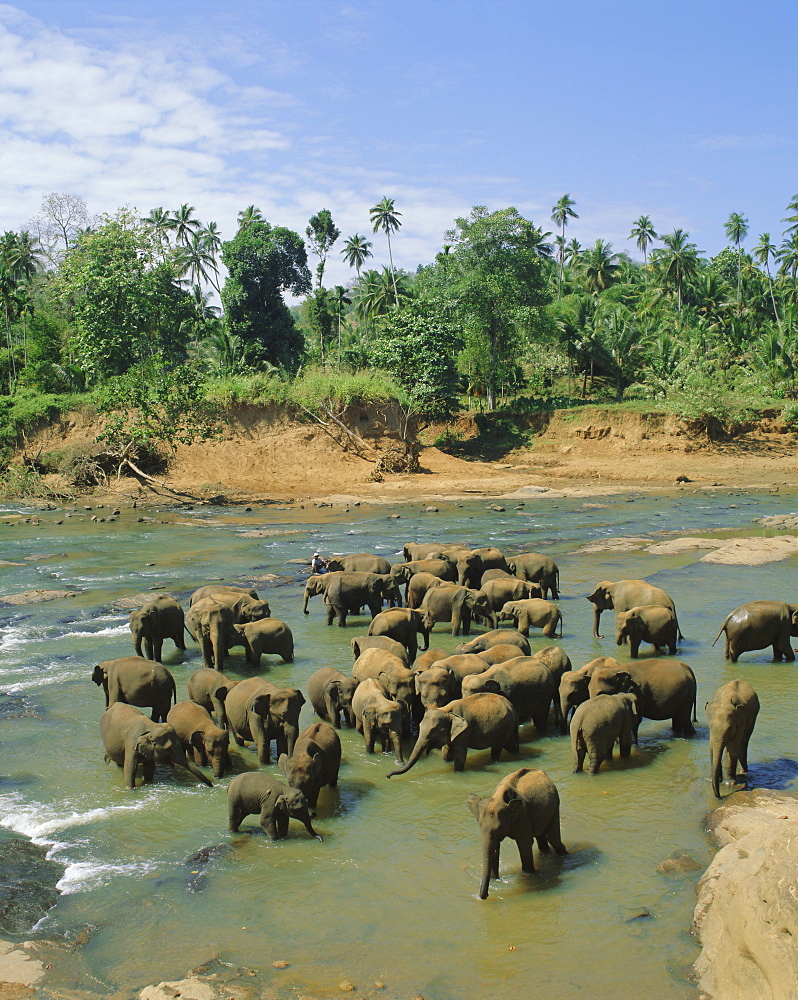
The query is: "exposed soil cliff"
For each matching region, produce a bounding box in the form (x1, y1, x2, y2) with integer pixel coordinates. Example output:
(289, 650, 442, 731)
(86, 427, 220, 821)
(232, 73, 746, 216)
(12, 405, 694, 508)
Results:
(15, 403, 798, 501)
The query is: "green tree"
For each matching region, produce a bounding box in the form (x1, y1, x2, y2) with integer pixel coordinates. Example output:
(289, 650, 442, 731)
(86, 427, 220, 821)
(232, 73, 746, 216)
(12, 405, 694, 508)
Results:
(237, 205, 264, 231)
(369, 197, 402, 303)
(220, 219, 311, 371)
(724, 212, 749, 309)
(56, 210, 192, 382)
(551, 194, 578, 296)
(427, 206, 551, 410)
(753, 232, 780, 324)
(579, 240, 620, 296)
(168, 204, 201, 247)
(653, 229, 702, 311)
(367, 301, 463, 418)
(305, 209, 340, 289)
(329, 285, 351, 366)
(628, 215, 657, 266)
(340, 233, 373, 281)
(141, 207, 173, 247)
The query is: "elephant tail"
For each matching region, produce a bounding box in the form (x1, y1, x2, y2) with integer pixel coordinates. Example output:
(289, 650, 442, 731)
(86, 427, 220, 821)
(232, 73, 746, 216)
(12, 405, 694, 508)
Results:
(675, 613, 685, 643)
(712, 617, 730, 647)
(557, 612, 563, 638)
(170, 675, 177, 708)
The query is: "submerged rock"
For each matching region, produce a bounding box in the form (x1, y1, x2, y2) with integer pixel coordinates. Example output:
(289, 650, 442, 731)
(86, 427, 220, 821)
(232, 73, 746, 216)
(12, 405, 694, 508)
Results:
(693, 789, 798, 1000)
(0, 589, 79, 606)
(0, 831, 64, 935)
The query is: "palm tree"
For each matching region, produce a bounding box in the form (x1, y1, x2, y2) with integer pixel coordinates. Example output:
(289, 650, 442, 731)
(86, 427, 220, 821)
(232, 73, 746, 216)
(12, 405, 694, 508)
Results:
(369, 197, 402, 303)
(551, 194, 578, 296)
(329, 285, 352, 367)
(237, 205, 264, 231)
(579, 240, 620, 295)
(628, 215, 658, 266)
(175, 232, 220, 297)
(168, 204, 201, 247)
(340, 234, 373, 283)
(781, 194, 798, 235)
(779, 232, 798, 286)
(529, 225, 554, 260)
(142, 207, 172, 246)
(566, 238, 582, 267)
(197, 223, 222, 293)
(724, 212, 749, 309)
(753, 232, 780, 324)
(655, 229, 701, 311)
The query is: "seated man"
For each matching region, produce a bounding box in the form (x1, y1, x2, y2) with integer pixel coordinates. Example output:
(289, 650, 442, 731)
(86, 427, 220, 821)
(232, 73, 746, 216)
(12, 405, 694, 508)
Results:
(311, 552, 328, 574)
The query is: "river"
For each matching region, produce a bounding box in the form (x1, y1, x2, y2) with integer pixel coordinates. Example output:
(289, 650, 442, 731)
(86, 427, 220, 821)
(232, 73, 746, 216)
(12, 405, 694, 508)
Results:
(1, 487, 796, 999)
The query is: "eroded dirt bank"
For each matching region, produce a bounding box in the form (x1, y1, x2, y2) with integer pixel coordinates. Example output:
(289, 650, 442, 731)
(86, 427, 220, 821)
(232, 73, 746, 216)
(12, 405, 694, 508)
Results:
(17, 403, 798, 502)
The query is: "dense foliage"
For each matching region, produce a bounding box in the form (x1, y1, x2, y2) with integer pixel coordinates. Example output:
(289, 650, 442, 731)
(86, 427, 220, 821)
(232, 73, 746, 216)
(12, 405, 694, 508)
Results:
(3, 189, 798, 476)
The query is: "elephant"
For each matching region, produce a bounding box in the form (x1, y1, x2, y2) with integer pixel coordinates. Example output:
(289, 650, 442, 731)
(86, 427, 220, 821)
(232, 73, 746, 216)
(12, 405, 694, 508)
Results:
(190, 586, 271, 623)
(99, 703, 213, 789)
(587, 659, 697, 735)
(352, 648, 416, 729)
(412, 647, 450, 673)
(307, 667, 359, 728)
(471, 547, 509, 574)
(387, 693, 519, 776)
(187, 667, 238, 730)
(713, 600, 798, 662)
(92, 656, 177, 722)
(166, 700, 230, 778)
(368, 608, 431, 661)
(455, 630, 531, 657)
(227, 772, 322, 840)
(506, 554, 560, 600)
(468, 768, 567, 899)
(351, 678, 404, 761)
(498, 599, 562, 638)
(480, 578, 542, 612)
(615, 605, 678, 657)
(303, 572, 402, 626)
(254, 681, 306, 760)
(278, 722, 341, 809)
(558, 657, 620, 734)
(390, 559, 458, 602)
(480, 569, 516, 584)
(587, 579, 678, 639)
(232, 618, 294, 665)
(475, 643, 535, 666)
(430, 654, 499, 696)
(461, 657, 561, 731)
(326, 553, 392, 576)
(128, 595, 186, 661)
(570, 693, 640, 774)
(415, 665, 459, 710)
(350, 635, 409, 665)
(186, 598, 236, 672)
(420, 585, 496, 636)
(190, 584, 258, 605)
(223, 677, 272, 764)
(531, 645, 573, 686)
(706, 679, 760, 798)
(402, 542, 468, 563)
(407, 572, 449, 610)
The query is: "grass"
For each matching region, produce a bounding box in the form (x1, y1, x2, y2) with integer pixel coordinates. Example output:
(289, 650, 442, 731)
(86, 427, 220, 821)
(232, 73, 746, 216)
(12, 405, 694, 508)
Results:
(204, 367, 407, 412)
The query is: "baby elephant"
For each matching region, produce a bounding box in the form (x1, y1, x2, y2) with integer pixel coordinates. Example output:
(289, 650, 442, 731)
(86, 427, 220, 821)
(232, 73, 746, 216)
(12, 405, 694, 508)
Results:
(128, 595, 186, 661)
(233, 619, 294, 665)
(166, 700, 230, 778)
(615, 605, 678, 658)
(571, 693, 639, 774)
(498, 599, 562, 638)
(278, 722, 341, 809)
(227, 772, 322, 841)
(468, 768, 567, 899)
(706, 679, 760, 798)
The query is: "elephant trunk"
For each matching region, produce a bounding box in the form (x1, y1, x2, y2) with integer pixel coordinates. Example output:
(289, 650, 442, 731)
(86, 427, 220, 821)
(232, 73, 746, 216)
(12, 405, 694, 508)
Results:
(211, 627, 226, 672)
(172, 748, 214, 787)
(419, 624, 430, 652)
(386, 735, 426, 777)
(390, 728, 404, 763)
(298, 809, 323, 842)
(212, 695, 228, 730)
(593, 606, 603, 639)
(325, 692, 341, 728)
(283, 722, 299, 759)
(478, 836, 499, 900)
(710, 734, 726, 798)
(302, 587, 312, 615)
(249, 708, 270, 765)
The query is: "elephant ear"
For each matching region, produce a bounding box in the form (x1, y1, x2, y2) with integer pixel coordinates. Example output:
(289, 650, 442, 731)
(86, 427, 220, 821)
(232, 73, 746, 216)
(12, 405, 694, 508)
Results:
(134, 734, 154, 758)
(233, 624, 245, 635)
(449, 715, 469, 740)
(615, 671, 634, 692)
(274, 794, 288, 814)
(467, 793, 482, 820)
(190, 730, 204, 750)
(295, 691, 306, 707)
(363, 706, 378, 725)
(91, 666, 105, 686)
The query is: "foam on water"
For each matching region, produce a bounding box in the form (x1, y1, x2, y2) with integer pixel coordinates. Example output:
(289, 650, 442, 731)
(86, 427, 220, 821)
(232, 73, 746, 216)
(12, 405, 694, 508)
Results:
(0, 626, 30, 651)
(59, 624, 128, 640)
(3, 668, 78, 693)
(0, 792, 150, 844)
(56, 859, 156, 894)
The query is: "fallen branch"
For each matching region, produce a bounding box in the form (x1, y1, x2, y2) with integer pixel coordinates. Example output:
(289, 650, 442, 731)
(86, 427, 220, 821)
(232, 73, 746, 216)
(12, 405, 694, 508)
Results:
(296, 403, 378, 460)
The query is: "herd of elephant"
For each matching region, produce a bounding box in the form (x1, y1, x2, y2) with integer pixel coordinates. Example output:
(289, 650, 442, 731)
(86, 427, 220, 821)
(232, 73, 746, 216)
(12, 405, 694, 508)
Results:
(92, 540, 792, 899)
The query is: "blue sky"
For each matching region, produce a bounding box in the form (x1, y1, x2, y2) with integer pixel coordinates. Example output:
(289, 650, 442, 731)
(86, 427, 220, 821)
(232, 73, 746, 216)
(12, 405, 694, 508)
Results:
(1, 0, 796, 288)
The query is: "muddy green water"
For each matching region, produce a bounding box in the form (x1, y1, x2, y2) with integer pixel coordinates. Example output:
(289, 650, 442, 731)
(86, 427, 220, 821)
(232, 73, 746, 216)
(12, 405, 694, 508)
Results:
(1, 489, 797, 999)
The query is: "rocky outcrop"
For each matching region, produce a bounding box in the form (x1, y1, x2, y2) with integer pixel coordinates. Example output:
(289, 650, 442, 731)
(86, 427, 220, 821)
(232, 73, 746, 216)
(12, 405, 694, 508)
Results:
(693, 789, 798, 1000)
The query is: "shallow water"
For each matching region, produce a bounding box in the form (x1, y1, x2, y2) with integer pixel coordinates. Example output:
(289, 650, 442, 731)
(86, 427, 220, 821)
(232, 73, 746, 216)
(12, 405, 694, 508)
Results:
(1, 488, 797, 999)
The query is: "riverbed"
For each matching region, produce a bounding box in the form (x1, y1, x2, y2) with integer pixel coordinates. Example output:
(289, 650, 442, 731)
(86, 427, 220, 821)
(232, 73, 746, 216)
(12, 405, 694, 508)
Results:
(1, 488, 797, 999)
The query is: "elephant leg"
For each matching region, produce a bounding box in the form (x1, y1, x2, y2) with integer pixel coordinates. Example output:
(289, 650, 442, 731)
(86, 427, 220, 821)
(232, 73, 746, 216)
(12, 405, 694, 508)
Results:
(134, 635, 144, 657)
(516, 833, 535, 873)
(543, 621, 557, 638)
(629, 636, 640, 658)
(325, 603, 335, 626)
(259, 809, 280, 839)
(363, 720, 375, 753)
(452, 743, 468, 771)
(451, 610, 461, 636)
(228, 806, 243, 832)
(618, 731, 632, 758)
(231, 728, 245, 746)
(175, 629, 186, 652)
(573, 735, 586, 772)
(141, 758, 156, 783)
(490, 843, 501, 879)
(144, 636, 154, 660)
(545, 809, 567, 855)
